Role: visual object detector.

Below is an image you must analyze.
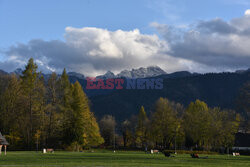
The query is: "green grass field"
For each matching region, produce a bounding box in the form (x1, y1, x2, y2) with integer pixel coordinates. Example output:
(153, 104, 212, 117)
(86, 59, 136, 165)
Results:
(0, 150, 249, 167)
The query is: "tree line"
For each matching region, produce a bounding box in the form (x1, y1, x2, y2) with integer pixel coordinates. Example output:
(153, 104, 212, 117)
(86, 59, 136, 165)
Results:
(100, 98, 241, 152)
(0, 58, 103, 151)
(0, 58, 246, 151)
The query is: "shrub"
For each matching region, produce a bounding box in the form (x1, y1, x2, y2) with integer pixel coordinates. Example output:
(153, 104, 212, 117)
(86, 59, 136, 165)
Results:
(237, 150, 250, 156)
(162, 150, 218, 155)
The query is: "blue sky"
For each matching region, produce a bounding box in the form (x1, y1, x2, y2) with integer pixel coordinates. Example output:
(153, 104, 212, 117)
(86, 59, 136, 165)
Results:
(1, 0, 250, 75)
(1, 0, 248, 48)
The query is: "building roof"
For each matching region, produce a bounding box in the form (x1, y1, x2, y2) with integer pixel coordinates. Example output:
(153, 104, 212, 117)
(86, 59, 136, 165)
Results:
(0, 132, 9, 145)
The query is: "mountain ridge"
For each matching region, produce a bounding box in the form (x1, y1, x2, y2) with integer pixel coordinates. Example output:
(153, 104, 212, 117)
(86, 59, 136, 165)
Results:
(4, 66, 250, 80)
(0, 67, 249, 121)
(97, 66, 167, 79)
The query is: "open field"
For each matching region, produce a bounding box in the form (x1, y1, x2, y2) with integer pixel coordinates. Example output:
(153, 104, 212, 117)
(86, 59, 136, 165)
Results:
(0, 150, 249, 167)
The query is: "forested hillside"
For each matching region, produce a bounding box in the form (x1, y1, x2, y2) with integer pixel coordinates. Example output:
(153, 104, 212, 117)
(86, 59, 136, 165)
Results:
(0, 59, 249, 151)
(89, 72, 250, 121)
(1, 68, 249, 122)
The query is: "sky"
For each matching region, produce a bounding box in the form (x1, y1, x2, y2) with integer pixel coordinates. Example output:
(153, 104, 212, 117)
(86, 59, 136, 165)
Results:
(1, 0, 250, 76)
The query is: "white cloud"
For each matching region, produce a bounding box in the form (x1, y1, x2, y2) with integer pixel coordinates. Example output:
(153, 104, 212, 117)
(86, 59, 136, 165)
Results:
(245, 9, 250, 16)
(2, 27, 200, 76)
(152, 13, 250, 70)
(65, 27, 123, 58)
(2, 11, 250, 75)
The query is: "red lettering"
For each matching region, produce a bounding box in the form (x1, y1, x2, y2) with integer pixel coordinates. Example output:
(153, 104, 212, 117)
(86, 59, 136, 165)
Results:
(86, 77, 97, 89)
(96, 79, 106, 89)
(115, 79, 124, 89)
(106, 79, 115, 89)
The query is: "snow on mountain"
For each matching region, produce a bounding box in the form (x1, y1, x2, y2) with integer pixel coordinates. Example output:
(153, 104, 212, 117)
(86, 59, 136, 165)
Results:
(116, 70, 132, 78)
(96, 71, 116, 79)
(6, 66, 166, 80)
(68, 72, 85, 80)
(12, 68, 23, 75)
(117, 66, 166, 78)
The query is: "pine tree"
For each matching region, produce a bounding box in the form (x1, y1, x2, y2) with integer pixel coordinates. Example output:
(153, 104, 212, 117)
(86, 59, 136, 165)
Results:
(1, 75, 21, 135)
(69, 81, 103, 150)
(20, 58, 46, 149)
(135, 106, 148, 150)
(45, 72, 62, 147)
(58, 69, 74, 145)
(59, 68, 72, 108)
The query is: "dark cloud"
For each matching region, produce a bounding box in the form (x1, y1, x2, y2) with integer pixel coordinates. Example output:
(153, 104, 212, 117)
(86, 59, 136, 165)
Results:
(2, 27, 199, 76)
(1, 13, 250, 75)
(152, 14, 250, 70)
(197, 18, 238, 34)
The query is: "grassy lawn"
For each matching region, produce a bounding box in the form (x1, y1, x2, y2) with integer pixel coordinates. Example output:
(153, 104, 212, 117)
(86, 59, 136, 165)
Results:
(0, 150, 249, 167)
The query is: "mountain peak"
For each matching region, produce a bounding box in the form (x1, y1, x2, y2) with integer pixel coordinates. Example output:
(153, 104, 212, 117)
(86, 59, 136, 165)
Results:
(118, 66, 166, 78)
(68, 72, 85, 80)
(96, 71, 115, 79)
(11, 68, 23, 75)
(0, 69, 8, 75)
(96, 66, 166, 79)
(235, 68, 250, 74)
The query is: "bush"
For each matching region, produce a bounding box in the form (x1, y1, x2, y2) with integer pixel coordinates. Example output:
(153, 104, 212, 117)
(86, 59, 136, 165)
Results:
(237, 150, 250, 156)
(64, 142, 83, 152)
(162, 150, 218, 155)
(162, 150, 174, 154)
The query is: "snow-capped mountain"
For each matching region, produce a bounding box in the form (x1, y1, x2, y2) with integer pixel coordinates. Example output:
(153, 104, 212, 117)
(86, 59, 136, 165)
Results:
(98, 66, 167, 79)
(235, 68, 250, 74)
(6, 66, 167, 80)
(117, 66, 167, 78)
(68, 72, 85, 80)
(116, 70, 132, 78)
(12, 68, 23, 75)
(96, 71, 116, 79)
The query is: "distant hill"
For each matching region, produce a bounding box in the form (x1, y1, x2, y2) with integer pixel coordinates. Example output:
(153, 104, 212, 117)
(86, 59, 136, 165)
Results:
(11, 68, 23, 75)
(89, 72, 250, 121)
(1, 68, 249, 121)
(0, 70, 8, 75)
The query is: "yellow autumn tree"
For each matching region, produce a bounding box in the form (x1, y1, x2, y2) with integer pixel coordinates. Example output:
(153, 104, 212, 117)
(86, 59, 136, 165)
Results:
(70, 81, 104, 150)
